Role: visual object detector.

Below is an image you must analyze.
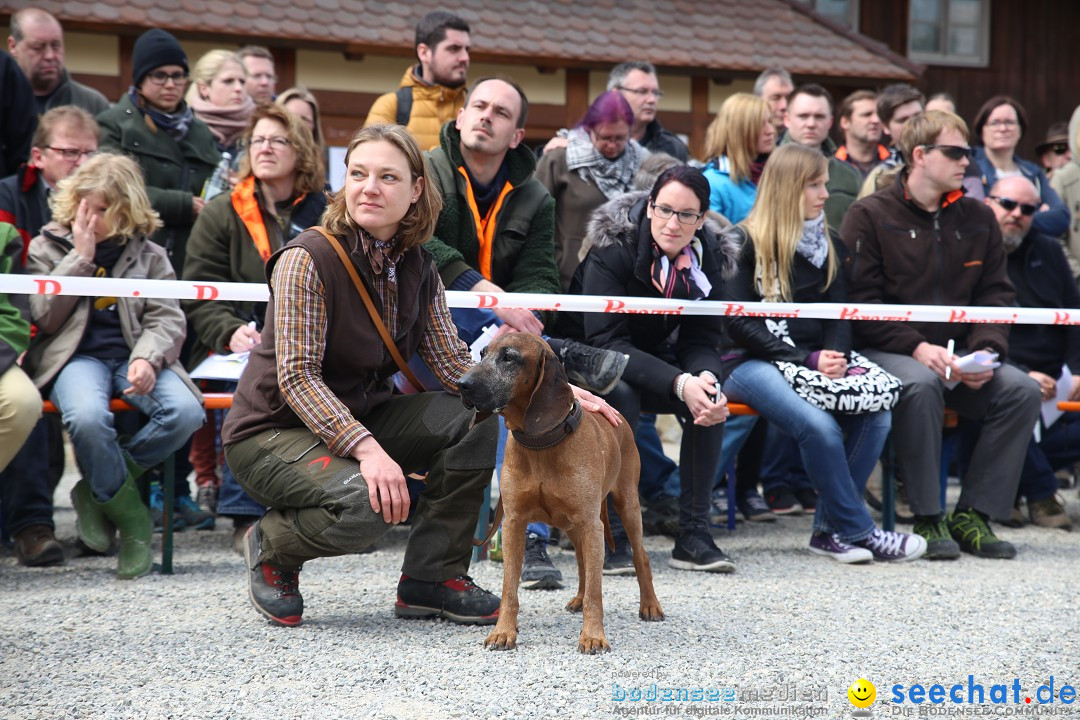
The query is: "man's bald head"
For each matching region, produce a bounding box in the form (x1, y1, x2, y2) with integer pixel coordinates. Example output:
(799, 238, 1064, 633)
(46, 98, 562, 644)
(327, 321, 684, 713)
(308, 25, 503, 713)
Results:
(8, 8, 66, 95)
(986, 175, 1041, 252)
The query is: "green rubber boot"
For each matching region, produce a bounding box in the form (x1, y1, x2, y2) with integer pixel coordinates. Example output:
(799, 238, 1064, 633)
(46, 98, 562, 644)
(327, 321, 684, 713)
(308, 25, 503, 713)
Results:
(69, 479, 115, 553)
(99, 476, 153, 579)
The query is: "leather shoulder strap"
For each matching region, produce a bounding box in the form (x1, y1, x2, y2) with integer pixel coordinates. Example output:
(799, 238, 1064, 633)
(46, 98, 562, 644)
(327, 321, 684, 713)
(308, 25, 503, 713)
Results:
(311, 226, 425, 391)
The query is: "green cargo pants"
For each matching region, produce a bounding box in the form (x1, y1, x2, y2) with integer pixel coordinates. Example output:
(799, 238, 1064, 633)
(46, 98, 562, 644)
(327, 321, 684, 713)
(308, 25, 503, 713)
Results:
(224, 392, 497, 580)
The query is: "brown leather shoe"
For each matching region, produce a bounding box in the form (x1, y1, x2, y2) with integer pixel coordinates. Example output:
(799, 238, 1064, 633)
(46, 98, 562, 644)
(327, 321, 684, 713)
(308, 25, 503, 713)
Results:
(1028, 495, 1072, 530)
(14, 525, 65, 567)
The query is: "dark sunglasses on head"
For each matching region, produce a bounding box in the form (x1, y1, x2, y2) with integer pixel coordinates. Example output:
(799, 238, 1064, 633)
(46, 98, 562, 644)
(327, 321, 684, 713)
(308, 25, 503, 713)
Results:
(921, 144, 971, 161)
(989, 196, 1038, 216)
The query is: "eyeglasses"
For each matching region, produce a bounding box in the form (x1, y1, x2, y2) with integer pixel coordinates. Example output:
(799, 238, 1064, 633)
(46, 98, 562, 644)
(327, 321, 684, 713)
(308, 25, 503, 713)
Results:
(146, 70, 189, 86)
(989, 196, 1038, 216)
(986, 119, 1019, 129)
(1047, 143, 1069, 156)
(921, 144, 971, 161)
(248, 136, 291, 149)
(46, 147, 96, 161)
(617, 86, 663, 99)
(651, 203, 703, 225)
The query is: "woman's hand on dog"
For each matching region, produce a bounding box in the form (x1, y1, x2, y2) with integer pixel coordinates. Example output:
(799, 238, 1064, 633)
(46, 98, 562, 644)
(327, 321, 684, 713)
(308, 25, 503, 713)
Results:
(571, 385, 621, 427)
(351, 436, 410, 524)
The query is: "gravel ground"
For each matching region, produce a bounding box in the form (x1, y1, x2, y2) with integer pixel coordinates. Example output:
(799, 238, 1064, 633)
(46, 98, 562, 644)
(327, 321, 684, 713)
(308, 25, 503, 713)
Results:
(2, 464, 1079, 720)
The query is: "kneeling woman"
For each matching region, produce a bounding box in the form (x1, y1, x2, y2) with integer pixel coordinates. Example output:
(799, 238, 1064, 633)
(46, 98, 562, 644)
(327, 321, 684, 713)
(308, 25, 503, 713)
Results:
(25, 153, 206, 579)
(580, 166, 736, 572)
(721, 143, 925, 563)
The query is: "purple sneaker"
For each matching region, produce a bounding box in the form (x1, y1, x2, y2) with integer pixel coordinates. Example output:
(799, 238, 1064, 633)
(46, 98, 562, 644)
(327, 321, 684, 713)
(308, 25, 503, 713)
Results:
(855, 529, 927, 562)
(808, 533, 873, 564)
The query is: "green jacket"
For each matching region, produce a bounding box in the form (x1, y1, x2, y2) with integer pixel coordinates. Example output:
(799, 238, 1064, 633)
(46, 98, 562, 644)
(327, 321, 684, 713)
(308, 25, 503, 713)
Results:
(779, 134, 862, 231)
(425, 121, 559, 321)
(96, 95, 220, 276)
(0, 222, 30, 375)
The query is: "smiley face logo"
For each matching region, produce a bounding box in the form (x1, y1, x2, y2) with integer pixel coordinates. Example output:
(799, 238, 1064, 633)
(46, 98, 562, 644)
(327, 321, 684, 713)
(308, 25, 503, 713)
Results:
(848, 679, 876, 708)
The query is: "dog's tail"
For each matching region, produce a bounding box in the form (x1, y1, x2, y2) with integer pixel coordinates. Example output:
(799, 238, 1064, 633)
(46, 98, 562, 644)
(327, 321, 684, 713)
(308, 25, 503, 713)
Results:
(473, 496, 504, 547)
(601, 497, 615, 552)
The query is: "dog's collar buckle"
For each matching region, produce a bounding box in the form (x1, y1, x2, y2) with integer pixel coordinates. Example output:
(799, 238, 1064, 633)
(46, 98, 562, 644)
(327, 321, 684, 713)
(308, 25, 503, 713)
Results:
(511, 400, 583, 450)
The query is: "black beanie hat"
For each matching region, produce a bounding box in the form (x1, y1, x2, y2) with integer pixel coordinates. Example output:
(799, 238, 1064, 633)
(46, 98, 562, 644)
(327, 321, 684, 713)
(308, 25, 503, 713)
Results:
(131, 29, 188, 86)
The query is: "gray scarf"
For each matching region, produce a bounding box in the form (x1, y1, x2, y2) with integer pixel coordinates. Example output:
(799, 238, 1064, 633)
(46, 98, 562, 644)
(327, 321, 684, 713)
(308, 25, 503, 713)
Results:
(796, 212, 828, 268)
(565, 127, 647, 200)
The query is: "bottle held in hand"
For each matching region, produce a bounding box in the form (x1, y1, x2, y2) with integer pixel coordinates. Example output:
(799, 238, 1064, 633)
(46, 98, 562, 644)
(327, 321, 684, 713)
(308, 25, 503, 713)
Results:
(202, 152, 233, 201)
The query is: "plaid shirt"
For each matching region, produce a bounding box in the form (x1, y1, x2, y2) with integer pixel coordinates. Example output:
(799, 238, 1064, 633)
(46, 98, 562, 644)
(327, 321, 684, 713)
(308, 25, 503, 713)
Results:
(272, 244, 472, 456)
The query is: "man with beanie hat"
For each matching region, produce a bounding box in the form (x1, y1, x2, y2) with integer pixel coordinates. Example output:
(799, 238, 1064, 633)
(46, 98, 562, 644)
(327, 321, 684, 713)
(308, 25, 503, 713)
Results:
(96, 28, 219, 276)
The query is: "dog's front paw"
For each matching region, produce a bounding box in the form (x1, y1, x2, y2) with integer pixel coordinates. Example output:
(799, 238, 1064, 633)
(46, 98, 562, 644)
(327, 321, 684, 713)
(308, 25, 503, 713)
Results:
(564, 595, 584, 613)
(577, 634, 611, 654)
(639, 602, 665, 622)
(484, 629, 518, 651)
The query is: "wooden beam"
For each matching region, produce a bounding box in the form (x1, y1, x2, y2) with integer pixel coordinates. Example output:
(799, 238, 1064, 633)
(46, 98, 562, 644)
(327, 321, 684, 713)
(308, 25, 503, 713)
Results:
(565, 69, 589, 128)
(689, 75, 710, 161)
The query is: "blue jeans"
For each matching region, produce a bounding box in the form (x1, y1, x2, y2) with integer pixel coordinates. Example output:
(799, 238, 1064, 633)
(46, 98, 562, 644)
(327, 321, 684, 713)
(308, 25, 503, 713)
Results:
(635, 414, 680, 501)
(760, 422, 815, 494)
(0, 418, 54, 538)
(724, 360, 889, 542)
(49, 356, 205, 502)
(712, 414, 758, 492)
(214, 381, 266, 519)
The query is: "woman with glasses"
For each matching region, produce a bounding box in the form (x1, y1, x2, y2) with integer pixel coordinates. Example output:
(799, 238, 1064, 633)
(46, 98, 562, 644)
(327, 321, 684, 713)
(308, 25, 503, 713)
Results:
(576, 165, 737, 572)
(182, 103, 327, 551)
(721, 144, 926, 564)
(186, 50, 256, 161)
(702, 93, 775, 224)
(536, 90, 649, 292)
(972, 96, 1069, 238)
(23, 153, 205, 578)
(96, 28, 220, 277)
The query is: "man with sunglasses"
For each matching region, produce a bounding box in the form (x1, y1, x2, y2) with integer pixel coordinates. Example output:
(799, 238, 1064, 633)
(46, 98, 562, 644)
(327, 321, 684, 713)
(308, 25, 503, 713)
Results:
(842, 110, 1042, 561)
(1036, 123, 1071, 178)
(1050, 108, 1080, 282)
(976, 176, 1075, 530)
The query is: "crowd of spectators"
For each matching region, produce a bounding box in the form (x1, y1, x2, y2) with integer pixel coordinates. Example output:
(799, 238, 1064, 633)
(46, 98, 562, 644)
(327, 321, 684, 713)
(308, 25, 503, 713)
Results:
(1, 8, 1078, 627)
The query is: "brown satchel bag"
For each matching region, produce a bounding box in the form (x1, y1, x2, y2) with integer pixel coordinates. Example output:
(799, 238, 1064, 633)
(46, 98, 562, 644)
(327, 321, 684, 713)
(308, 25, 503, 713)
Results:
(310, 226, 426, 392)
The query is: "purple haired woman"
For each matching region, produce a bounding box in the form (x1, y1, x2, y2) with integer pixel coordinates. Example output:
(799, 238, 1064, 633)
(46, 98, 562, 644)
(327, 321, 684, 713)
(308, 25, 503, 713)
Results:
(536, 90, 650, 290)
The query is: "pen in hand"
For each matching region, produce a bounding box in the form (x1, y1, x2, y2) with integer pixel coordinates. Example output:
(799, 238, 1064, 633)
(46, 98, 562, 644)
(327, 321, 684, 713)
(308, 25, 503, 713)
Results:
(945, 339, 955, 380)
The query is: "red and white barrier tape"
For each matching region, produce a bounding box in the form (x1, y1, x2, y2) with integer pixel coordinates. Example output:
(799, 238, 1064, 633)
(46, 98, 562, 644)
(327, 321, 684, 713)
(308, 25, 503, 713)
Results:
(2, 274, 1079, 326)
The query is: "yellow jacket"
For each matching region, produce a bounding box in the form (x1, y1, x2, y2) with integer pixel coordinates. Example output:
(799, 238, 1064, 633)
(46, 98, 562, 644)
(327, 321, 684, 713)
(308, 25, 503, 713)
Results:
(365, 66, 467, 151)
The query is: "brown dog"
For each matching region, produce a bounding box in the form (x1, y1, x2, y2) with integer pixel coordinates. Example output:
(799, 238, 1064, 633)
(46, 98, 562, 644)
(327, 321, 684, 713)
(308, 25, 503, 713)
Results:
(458, 333, 664, 654)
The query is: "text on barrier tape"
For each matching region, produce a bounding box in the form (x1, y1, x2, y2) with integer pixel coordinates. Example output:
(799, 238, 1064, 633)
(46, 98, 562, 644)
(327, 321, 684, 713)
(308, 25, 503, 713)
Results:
(3, 274, 1080, 326)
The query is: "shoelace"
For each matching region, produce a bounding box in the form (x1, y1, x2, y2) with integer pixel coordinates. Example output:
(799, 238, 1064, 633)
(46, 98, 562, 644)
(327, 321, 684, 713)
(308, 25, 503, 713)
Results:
(867, 529, 905, 556)
(830, 534, 856, 550)
(743, 495, 771, 512)
(952, 513, 991, 547)
(272, 569, 300, 596)
(524, 537, 551, 564)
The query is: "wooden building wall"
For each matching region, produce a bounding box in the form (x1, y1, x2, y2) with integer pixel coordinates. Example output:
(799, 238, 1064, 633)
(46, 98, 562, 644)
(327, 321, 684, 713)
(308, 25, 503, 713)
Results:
(858, 0, 1080, 158)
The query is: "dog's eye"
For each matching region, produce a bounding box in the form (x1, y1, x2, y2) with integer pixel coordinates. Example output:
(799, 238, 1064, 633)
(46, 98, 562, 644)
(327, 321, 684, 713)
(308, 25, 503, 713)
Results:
(499, 347, 519, 364)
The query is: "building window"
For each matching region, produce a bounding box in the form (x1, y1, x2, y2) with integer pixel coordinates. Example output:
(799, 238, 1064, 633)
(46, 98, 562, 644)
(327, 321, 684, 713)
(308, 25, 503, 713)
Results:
(908, 0, 990, 67)
(800, 0, 858, 29)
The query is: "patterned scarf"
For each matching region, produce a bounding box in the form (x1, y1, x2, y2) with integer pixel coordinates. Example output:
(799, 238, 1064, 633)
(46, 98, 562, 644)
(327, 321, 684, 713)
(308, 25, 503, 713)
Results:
(129, 87, 193, 141)
(357, 227, 403, 285)
(189, 94, 255, 150)
(796, 211, 829, 268)
(565, 127, 647, 200)
(650, 237, 711, 300)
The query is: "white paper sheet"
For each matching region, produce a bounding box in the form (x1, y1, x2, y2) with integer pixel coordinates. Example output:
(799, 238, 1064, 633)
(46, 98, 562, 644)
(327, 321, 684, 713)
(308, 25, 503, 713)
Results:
(1040, 365, 1073, 429)
(190, 352, 249, 381)
(944, 350, 1001, 390)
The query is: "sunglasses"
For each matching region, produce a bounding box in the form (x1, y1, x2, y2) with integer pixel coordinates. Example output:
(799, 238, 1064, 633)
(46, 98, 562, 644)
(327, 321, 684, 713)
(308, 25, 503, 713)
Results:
(921, 144, 971, 161)
(1047, 143, 1069, 156)
(989, 196, 1038, 216)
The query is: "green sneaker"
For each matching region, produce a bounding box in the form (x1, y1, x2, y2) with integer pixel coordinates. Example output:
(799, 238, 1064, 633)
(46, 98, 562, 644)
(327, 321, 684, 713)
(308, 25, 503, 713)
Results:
(912, 516, 961, 560)
(946, 509, 1017, 559)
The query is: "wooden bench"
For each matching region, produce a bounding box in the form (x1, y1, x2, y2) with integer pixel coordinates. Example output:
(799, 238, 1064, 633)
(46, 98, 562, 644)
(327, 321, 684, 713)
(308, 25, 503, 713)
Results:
(43, 392, 234, 574)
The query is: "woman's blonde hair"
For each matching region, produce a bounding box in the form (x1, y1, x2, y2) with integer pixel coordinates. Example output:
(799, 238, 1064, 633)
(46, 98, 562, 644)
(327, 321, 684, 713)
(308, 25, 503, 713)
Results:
(238, 103, 325, 196)
(276, 86, 324, 147)
(702, 93, 771, 184)
(320, 124, 442, 251)
(185, 49, 246, 104)
(742, 144, 834, 303)
(50, 153, 163, 239)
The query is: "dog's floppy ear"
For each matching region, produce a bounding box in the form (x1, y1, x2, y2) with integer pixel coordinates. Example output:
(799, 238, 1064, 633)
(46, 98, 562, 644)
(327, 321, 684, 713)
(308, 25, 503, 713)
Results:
(524, 344, 575, 435)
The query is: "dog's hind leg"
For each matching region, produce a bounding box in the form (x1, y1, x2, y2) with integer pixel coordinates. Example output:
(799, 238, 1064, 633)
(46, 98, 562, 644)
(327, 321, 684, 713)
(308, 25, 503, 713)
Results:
(610, 482, 665, 622)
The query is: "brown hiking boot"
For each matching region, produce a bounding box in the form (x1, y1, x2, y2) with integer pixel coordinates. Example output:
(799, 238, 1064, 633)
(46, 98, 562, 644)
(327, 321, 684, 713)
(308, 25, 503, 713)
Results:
(14, 525, 65, 567)
(1028, 495, 1072, 530)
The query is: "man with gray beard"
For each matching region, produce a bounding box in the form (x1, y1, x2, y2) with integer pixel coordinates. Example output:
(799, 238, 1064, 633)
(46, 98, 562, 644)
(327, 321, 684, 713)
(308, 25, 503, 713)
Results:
(976, 175, 1078, 529)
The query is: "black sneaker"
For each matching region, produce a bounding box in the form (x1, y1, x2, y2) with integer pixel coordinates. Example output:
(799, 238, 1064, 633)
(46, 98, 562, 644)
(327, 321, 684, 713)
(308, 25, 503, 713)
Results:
(736, 489, 777, 523)
(764, 486, 803, 516)
(912, 516, 961, 560)
(603, 537, 636, 576)
(641, 495, 679, 537)
(395, 574, 500, 625)
(947, 509, 1017, 559)
(668, 530, 735, 573)
(243, 523, 303, 626)
(794, 488, 817, 512)
(175, 496, 215, 531)
(149, 483, 186, 534)
(520, 532, 564, 589)
(557, 339, 628, 395)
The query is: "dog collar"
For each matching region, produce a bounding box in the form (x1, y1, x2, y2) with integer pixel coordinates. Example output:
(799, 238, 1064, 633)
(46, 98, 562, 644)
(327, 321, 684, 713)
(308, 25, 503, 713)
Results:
(511, 399, 583, 450)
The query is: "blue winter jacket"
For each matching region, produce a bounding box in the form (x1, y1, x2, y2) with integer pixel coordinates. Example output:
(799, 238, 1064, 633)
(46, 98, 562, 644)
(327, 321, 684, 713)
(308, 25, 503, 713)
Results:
(703, 156, 758, 224)
(973, 147, 1069, 237)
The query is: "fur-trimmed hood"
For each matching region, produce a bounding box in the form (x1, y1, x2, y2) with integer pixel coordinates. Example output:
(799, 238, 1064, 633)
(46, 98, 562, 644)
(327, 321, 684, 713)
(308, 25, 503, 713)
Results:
(581, 190, 739, 279)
